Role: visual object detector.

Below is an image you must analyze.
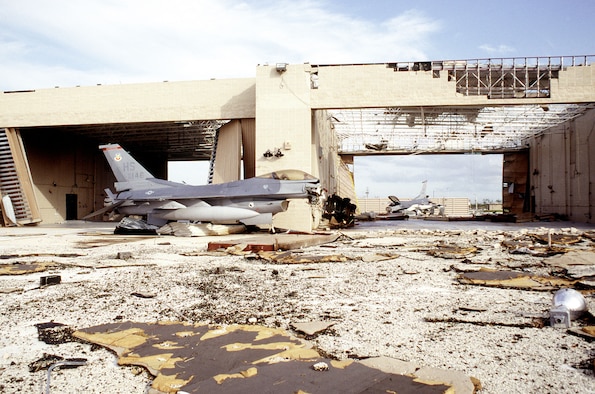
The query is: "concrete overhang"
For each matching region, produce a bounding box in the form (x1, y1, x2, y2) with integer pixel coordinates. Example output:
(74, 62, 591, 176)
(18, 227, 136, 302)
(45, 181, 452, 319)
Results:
(0, 78, 256, 128)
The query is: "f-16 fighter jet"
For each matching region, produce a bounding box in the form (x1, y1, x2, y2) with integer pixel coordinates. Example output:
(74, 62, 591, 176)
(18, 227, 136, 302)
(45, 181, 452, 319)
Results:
(386, 180, 438, 216)
(85, 144, 320, 225)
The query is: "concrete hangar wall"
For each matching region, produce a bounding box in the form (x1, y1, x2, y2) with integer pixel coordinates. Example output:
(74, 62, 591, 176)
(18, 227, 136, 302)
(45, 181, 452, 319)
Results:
(0, 58, 594, 228)
(526, 108, 595, 222)
(0, 78, 258, 226)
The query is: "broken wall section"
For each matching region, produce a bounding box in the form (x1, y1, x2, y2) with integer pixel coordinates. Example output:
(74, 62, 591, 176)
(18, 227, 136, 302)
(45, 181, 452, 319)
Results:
(313, 110, 357, 206)
(527, 107, 595, 223)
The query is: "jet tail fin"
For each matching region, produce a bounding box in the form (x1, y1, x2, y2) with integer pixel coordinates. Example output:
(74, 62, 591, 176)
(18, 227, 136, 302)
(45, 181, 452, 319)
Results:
(413, 180, 428, 200)
(100, 144, 155, 183)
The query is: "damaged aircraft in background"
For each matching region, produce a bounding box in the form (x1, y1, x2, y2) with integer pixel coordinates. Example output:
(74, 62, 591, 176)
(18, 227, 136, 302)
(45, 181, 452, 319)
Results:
(84, 144, 321, 227)
(386, 180, 441, 216)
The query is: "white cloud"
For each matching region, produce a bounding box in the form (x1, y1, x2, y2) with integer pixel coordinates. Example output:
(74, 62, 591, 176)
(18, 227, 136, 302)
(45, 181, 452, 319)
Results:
(478, 44, 515, 55)
(0, 0, 441, 90)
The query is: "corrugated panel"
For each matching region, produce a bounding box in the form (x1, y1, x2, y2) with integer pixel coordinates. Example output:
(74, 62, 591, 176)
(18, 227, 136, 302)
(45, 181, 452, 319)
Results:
(441, 198, 471, 216)
(0, 128, 41, 225)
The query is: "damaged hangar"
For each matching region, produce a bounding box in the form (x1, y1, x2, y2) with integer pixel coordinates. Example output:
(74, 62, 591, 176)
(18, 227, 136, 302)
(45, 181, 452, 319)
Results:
(0, 55, 594, 229)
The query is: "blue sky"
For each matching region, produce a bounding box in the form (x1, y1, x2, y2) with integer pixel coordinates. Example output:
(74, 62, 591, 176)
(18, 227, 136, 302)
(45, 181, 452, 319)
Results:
(1, 0, 593, 201)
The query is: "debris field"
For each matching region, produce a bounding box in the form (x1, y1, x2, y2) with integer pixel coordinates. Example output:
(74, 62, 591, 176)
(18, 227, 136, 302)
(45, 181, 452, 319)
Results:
(0, 221, 593, 393)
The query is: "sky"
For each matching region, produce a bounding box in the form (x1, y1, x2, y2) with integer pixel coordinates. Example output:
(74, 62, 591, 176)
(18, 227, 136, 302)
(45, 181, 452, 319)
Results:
(1, 0, 593, 202)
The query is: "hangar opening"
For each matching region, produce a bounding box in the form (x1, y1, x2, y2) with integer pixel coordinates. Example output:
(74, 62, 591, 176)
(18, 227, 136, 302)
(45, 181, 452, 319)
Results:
(1, 119, 246, 224)
(325, 104, 595, 221)
(351, 153, 503, 215)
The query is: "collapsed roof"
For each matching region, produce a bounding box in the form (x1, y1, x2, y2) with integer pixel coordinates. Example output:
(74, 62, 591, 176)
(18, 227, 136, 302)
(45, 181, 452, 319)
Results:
(330, 103, 595, 154)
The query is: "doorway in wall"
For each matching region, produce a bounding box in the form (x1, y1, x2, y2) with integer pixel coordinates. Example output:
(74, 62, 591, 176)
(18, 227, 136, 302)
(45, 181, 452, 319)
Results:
(66, 194, 78, 220)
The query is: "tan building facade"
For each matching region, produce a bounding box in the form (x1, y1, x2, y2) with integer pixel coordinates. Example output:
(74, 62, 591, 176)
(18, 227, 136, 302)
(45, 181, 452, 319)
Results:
(0, 57, 594, 228)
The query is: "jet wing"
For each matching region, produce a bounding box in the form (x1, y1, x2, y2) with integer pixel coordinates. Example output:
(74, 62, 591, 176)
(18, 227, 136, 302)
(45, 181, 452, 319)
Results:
(83, 200, 126, 220)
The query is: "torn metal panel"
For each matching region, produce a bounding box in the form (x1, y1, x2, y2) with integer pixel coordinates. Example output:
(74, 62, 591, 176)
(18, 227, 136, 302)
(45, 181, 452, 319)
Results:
(545, 251, 595, 276)
(501, 239, 569, 257)
(291, 321, 336, 337)
(425, 316, 542, 329)
(74, 236, 155, 249)
(255, 250, 348, 264)
(191, 358, 453, 394)
(360, 252, 400, 262)
(567, 326, 595, 341)
(529, 233, 583, 245)
(74, 322, 472, 394)
(427, 244, 478, 259)
(0, 261, 56, 275)
(457, 269, 580, 290)
(114, 217, 159, 235)
(207, 233, 340, 252)
(583, 231, 595, 242)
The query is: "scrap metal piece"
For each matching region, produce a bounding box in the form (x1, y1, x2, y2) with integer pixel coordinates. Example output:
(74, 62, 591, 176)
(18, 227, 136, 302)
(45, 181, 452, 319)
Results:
(29, 353, 64, 373)
(530, 233, 582, 245)
(207, 233, 339, 253)
(114, 217, 158, 235)
(291, 321, 335, 337)
(428, 245, 478, 259)
(256, 251, 348, 264)
(583, 231, 595, 242)
(567, 325, 595, 341)
(158, 222, 246, 237)
(35, 322, 74, 345)
(501, 239, 569, 257)
(130, 291, 156, 299)
(45, 359, 87, 394)
(40, 275, 61, 287)
(457, 269, 577, 290)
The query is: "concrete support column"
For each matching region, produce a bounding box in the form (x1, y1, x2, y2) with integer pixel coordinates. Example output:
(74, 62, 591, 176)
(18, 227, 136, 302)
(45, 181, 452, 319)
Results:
(255, 64, 315, 231)
(211, 120, 242, 184)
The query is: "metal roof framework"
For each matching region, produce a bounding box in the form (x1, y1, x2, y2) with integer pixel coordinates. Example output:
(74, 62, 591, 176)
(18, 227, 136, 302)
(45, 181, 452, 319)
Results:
(22, 119, 230, 161)
(330, 103, 595, 155)
(330, 55, 595, 155)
